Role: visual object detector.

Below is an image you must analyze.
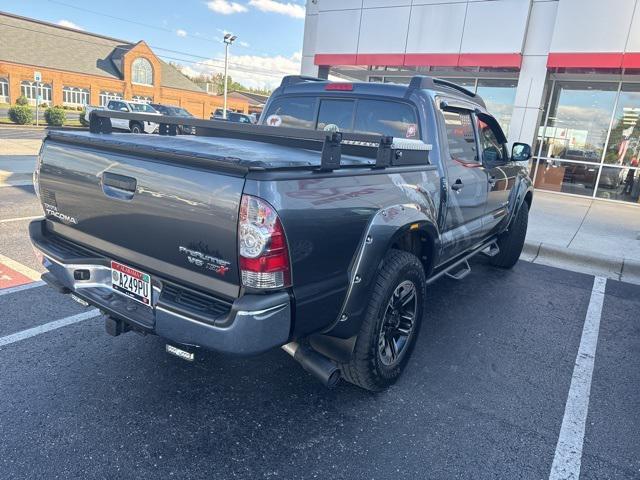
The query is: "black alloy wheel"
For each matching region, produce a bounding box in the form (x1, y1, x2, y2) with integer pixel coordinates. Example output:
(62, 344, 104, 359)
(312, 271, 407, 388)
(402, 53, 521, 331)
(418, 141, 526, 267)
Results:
(378, 280, 418, 366)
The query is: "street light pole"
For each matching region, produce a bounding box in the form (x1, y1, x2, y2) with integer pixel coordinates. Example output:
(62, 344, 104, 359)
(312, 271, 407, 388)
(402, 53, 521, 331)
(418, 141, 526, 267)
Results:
(222, 33, 237, 120)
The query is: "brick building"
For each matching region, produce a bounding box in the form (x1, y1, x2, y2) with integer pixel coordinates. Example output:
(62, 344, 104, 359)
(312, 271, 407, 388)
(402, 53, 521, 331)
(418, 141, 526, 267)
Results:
(0, 11, 249, 117)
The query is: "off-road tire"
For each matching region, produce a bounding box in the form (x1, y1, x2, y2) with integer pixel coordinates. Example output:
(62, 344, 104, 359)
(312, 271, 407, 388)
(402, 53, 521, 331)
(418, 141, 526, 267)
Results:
(490, 201, 529, 269)
(340, 249, 426, 392)
(130, 122, 143, 134)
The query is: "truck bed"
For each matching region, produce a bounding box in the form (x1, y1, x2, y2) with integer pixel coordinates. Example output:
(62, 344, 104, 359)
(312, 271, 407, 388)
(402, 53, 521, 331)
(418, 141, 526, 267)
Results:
(47, 130, 374, 172)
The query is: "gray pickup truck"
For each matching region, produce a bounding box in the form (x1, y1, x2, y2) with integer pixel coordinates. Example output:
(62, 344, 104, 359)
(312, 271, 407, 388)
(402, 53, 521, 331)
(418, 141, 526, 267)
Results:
(29, 75, 533, 391)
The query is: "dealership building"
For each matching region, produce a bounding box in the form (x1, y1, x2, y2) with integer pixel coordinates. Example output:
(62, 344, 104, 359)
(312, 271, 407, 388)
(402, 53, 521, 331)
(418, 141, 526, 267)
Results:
(301, 0, 640, 205)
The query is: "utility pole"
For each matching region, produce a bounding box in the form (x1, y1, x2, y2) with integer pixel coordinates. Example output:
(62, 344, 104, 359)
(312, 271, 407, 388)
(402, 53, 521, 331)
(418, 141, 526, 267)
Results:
(222, 33, 237, 120)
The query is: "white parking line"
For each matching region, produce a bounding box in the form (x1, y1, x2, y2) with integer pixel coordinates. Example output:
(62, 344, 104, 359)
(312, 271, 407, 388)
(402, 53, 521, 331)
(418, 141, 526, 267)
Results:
(0, 215, 40, 224)
(0, 280, 45, 297)
(0, 310, 100, 348)
(0, 252, 41, 281)
(549, 276, 607, 480)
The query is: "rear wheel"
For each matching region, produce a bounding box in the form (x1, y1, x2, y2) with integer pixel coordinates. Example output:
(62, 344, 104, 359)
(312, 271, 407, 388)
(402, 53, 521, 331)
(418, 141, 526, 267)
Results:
(341, 249, 426, 391)
(130, 122, 143, 134)
(490, 201, 529, 269)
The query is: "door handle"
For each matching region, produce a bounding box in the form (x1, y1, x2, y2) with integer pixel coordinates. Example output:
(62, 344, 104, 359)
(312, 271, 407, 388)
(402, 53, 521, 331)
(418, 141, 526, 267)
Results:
(451, 179, 464, 192)
(101, 172, 137, 200)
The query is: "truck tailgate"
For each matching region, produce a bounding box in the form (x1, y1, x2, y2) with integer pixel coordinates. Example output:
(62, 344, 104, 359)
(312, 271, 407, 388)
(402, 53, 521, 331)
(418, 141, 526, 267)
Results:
(37, 136, 245, 299)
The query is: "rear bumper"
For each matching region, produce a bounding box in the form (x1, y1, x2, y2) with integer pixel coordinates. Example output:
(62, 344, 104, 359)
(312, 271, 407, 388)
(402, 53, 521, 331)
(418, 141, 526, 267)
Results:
(29, 219, 291, 355)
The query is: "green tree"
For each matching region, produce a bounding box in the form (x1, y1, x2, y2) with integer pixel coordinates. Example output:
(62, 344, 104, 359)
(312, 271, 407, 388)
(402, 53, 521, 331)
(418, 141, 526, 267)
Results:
(170, 62, 272, 96)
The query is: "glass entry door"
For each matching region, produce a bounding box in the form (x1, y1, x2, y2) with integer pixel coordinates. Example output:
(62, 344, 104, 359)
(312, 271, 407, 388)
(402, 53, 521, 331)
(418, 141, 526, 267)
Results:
(533, 78, 640, 205)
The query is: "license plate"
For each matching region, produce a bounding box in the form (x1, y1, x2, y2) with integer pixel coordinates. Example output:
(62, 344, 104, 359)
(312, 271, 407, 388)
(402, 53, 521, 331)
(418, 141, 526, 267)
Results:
(111, 260, 151, 306)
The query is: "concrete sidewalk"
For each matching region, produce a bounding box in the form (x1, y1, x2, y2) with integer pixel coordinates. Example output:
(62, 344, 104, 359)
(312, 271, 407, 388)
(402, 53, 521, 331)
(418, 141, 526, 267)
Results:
(523, 191, 640, 284)
(0, 138, 40, 186)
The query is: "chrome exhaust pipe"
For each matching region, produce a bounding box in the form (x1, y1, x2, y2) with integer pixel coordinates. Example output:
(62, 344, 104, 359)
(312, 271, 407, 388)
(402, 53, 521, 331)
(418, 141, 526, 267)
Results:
(282, 342, 341, 388)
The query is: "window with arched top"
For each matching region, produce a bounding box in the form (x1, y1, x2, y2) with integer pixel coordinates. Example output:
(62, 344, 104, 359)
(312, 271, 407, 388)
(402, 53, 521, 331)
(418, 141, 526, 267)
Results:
(132, 95, 153, 104)
(20, 81, 52, 105)
(63, 86, 90, 106)
(131, 57, 153, 85)
(99, 91, 123, 106)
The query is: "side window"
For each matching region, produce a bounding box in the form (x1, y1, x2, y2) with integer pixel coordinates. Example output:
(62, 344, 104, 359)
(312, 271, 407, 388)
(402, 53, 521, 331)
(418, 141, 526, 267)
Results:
(442, 110, 478, 163)
(316, 99, 354, 132)
(109, 101, 127, 112)
(477, 117, 505, 163)
(353, 100, 419, 138)
(264, 97, 316, 129)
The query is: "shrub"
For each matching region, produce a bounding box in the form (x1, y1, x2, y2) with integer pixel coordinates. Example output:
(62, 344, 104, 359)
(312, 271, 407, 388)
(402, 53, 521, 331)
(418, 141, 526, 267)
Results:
(8, 105, 33, 124)
(44, 106, 66, 126)
(15, 95, 29, 106)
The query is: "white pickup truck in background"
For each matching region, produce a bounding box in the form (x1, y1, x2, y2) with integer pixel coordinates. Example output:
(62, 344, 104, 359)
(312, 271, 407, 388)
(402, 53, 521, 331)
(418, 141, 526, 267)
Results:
(85, 99, 161, 134)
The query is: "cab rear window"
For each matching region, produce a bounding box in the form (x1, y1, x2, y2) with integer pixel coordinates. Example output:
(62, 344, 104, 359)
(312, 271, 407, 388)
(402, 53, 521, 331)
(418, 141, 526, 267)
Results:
(264, 97, 316, 128)
(264, 96, 419, 138)
(317, 99, 354, 132)
(353, 100, 418, 138)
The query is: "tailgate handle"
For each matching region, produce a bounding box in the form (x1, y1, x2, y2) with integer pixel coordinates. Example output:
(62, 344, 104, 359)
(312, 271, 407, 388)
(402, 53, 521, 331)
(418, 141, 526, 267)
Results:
(102, 172, 137, 200)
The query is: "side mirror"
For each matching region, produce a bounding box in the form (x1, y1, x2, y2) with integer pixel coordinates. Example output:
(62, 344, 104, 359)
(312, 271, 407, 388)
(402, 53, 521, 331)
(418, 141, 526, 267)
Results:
(512, 142, 531, 162)
(119, 107, 128, 112)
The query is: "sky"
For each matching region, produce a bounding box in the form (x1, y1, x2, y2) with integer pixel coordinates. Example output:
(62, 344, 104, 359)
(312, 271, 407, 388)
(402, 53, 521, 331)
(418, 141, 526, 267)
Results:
(0, 0, 306, 89)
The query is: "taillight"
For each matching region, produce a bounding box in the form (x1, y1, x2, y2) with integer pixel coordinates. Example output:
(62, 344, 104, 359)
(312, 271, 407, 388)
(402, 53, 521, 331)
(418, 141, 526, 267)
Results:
(239, 195, 291, 289)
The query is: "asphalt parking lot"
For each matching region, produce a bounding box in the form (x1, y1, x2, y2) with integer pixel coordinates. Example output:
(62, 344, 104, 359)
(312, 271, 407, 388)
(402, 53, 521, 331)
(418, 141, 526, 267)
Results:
(0, 126, 46, 140)
(1, 184, 639, 479)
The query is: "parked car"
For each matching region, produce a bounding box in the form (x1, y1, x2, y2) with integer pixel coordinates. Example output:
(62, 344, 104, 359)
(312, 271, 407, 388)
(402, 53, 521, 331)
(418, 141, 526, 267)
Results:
(86, 100, 160, 134)
(211, 108, 254, 124)
(149, 103, 195, 134)
(30, 75, 533, 391)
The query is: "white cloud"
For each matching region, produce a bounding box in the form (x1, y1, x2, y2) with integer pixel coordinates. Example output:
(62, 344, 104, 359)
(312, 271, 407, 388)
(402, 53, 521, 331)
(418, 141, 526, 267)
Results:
(248, 0, 305, 18)
(206, 0, 248, 14)
(57, 19, 84, 30)
(176, 29, 187, 37)
(239, 40, 250, 48)
(179, 52, 301, 90)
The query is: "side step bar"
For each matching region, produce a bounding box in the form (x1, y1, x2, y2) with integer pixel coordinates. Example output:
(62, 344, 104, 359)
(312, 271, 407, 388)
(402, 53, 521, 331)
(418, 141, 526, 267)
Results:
(445, 260, 471, 281)
(482, 241, 500, 258)
(427, 239, 498, 285)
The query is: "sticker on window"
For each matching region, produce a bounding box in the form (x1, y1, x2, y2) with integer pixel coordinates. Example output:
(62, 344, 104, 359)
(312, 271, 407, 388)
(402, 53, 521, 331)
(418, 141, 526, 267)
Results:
(266, 114, 282, 127)
(406, 124, 417, 138)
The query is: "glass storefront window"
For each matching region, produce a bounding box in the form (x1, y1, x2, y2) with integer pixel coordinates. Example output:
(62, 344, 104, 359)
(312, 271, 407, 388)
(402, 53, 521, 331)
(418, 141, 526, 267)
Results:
(541, 81, 617, 163)
(476, 79, 517, 137)
(595, 165, 640, 202)
(603, 83, 640, 167)
(532, 158, 598, 197)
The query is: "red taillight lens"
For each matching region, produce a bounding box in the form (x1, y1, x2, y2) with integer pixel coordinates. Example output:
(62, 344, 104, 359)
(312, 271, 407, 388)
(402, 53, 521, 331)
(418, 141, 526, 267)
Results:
(325, 83, 353, 91)
(239, 195, 291, 289)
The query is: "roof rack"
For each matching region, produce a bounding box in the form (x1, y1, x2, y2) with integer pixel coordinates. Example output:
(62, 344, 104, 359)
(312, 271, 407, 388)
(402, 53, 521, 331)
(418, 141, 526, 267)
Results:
(408, 75, 485, 108)
(279, 75, 326, 88)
